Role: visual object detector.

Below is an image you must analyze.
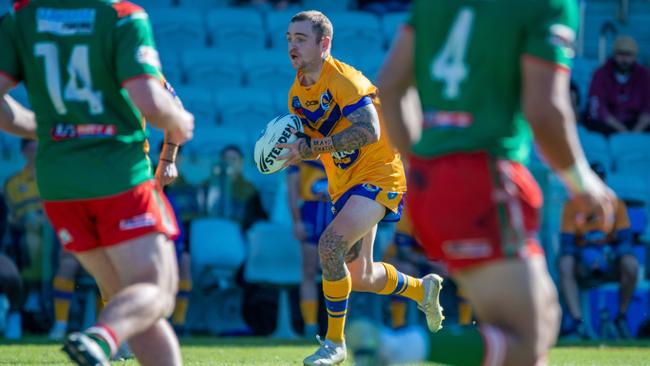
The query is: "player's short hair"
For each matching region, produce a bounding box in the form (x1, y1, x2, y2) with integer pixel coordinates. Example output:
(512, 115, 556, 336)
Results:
(290, 10, 333, 43)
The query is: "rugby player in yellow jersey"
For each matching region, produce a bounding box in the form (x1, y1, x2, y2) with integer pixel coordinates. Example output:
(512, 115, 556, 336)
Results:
(277, 11, 443, 365)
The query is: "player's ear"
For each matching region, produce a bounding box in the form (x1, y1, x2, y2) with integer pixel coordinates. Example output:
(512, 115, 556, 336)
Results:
(321, 36, 331, 55)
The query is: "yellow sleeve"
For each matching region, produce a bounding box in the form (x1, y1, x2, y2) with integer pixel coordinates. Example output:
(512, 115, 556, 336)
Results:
(331, 71, 376, 117)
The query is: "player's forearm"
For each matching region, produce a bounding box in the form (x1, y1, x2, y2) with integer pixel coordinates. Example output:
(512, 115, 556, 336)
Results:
(125, 77, 186, 132)
(309, 105, 380, 154)
(0, 95, 37, 139)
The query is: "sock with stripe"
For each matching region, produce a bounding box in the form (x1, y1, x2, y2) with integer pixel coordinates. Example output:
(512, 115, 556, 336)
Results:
(457, 288, 473, 325)
(85, 323, 119, 359)
(390, 296, 408, 329)
(172, 279, 192, 328)
(323, 275, 352, 344)
(377, 263, 424, 303)
(427, 325, 506, 366)
(53, 277, 75, 326)
(300, 299, 319, 328)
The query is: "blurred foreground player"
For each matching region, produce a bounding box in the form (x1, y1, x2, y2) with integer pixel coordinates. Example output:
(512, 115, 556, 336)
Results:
(0, 1, 194, 365)
(353, 0, 618, 365)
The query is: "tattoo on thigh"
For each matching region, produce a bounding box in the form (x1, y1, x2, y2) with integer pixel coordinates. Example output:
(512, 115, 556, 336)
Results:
(319, 227, 349, 281)
(344, 240, 363, 263)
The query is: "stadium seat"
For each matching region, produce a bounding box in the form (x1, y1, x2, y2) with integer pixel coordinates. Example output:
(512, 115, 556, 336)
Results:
(271, 88, 290, 115)
(177, 0, 229, 9)
(381, 12, 409, 48)
(186, 125, 250, 159)
(190, 217, 246, 293)
(241, 50, 295, 89)
(182, 48, 243, 88)
(577, 127, 612, 172)
(266, 10, 296, 49)
(173, 86, 218, 127)
(178, 154, 214, 186)
(147, 8, 206, 63)
(245, 221, 302, 339)
(329, 12, 384, 54)
(131, 0, 172, 11)
(269, 171, 292, 226)
(302, 0, 352, 12)
(0, 154, 24, 187)
(161, 57, 183, 87)
(571, 57, 600, 108)
(355, 50, 386, 82)
(607, 173, 648, 204)
(215, 88, 276, 135)
(609, 133, 650, 174)
(206, 8, 266, 51)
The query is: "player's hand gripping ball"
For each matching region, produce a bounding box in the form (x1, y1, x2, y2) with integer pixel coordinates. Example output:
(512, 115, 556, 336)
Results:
(254, 113, 304, 174)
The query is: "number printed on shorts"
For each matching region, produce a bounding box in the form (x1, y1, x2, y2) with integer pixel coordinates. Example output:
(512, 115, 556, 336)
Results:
(35, 42, 104, 115)
(430, 7, 475, 100)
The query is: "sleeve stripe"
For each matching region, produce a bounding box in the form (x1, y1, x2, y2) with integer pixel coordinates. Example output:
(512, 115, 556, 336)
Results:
(342, 96, 373, 117)
(0, 70, 19, 85)
(522, 54, 570, 74)
(116, 12, 148, 27)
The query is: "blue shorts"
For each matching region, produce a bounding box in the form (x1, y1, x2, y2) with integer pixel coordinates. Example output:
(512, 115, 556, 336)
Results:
(301, 200, 334, 244)
(332, 184, 405, 223)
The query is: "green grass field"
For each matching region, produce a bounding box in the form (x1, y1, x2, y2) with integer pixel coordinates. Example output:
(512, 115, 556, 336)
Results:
(1, 337, 650, 365)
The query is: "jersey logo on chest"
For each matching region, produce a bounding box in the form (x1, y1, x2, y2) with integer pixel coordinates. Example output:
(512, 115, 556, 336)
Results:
(292, 90, 341, 136)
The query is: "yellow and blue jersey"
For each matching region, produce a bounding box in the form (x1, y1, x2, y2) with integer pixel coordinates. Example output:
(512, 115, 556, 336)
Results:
(4, 168, 42, 224)
(560, 198, 633, 257)
(288, 160, 329, 202)
(288, 55, 406, 213)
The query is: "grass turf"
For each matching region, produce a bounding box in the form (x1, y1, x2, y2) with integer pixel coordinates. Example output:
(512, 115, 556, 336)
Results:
(1, 337, 650, 365)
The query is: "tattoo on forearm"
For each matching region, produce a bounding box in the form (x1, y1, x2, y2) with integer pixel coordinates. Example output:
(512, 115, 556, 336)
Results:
(332, 105, 378, 151)
(319, 227, 349, 281)
(312, 137, 334, 153)
(344, 240, 363, 263)
(298, 139, 313, 159)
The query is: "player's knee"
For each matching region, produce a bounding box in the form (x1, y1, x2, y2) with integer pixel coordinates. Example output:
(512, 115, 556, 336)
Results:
(318, 236, 346, 263)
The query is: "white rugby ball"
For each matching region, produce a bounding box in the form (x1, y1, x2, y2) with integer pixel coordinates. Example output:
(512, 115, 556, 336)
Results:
(254, 113, 304, 174)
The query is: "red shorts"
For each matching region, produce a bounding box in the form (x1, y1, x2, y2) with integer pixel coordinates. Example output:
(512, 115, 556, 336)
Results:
(43, 180, 179, 253)
(407, 152, 544, 273)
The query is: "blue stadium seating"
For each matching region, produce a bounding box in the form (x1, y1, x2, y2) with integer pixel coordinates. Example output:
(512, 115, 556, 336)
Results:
(145, 127, 166, 156)
(381, 11, 409, 48)
(245, 221, 302, 339)
(355, 50, 386, 82)
(182, 48, 243, 88)
(329, 12, 383, 54)
(302, 0, 353, 12)
(266, 10, 296, 50)
(609, 133, 650, 174)
(207, 8, 266, 51)
(187, 125, 251, 158)
(607, 172, 648, 203)
(215, 88, 276, 135)
(190, 217, 246, 289)
(177, 0, 229, 9)
(147, 8, 206, 63)
(179, 154, 214, 186)
(241, 50, 295, 89)
(577, 127, 612, 172)
(174, 86, 218, 127)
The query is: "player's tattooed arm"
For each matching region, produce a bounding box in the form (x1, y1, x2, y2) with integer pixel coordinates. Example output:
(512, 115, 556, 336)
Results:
(310, 103, 380, 153)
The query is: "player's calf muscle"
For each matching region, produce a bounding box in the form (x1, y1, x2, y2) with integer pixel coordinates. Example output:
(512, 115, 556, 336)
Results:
(318, 227, 349, 281)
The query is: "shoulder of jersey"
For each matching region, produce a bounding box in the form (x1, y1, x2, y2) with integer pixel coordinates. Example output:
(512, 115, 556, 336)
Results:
(111, 1, 145, 18)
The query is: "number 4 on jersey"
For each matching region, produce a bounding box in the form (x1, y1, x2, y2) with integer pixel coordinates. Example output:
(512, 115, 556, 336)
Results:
(35, 43, 104, 115)
(431, 7, 475, 100)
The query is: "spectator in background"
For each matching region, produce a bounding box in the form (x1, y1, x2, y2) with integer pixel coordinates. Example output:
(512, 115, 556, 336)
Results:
(205, 145, 267, 232)
(558, 163, 639, 339)
(586, 36, 650, 135)
(3, 139, 47, 320)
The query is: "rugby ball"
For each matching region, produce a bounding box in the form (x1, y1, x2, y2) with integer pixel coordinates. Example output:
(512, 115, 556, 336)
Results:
(254, 113, 304, 174)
